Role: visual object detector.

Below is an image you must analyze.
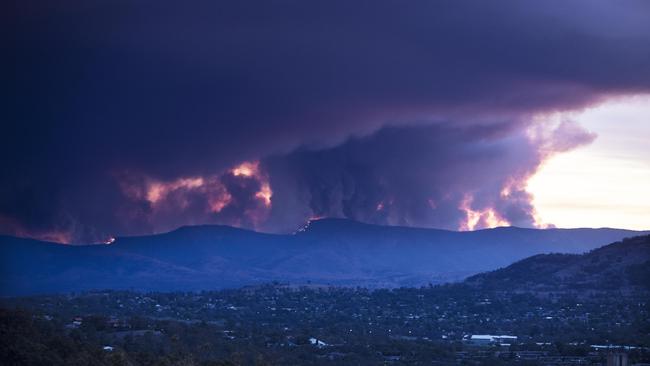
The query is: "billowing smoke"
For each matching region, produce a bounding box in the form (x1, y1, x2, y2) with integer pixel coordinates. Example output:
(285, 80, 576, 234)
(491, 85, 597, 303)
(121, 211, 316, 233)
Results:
(112, 162, 273, 237)
(261, 120, 596, 233)
(1, 1, 647, 242)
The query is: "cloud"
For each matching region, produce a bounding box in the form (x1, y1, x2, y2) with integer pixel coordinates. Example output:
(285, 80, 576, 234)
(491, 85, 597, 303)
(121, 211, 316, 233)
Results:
(261, 120, 596, 233)
(1, 1, 648, 241)
(111, 162, 272, 237)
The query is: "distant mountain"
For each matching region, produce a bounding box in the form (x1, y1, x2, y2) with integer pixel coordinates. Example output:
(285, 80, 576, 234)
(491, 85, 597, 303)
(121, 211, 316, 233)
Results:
(465, 234, 650, 293)
(1, 219, 647, 296)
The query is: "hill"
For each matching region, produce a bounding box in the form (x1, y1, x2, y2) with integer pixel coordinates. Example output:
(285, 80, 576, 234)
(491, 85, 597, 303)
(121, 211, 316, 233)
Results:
(465, 234, 650, 293)
(1, 219, 647, 295)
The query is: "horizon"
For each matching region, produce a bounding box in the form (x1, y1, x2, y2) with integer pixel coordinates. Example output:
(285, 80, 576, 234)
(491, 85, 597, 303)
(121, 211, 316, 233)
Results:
(4, 217, 649, 246)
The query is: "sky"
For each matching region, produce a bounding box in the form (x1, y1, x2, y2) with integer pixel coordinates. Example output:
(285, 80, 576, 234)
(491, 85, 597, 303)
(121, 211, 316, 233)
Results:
(3, 0, 650, 243)
(528, 96, 650, 230)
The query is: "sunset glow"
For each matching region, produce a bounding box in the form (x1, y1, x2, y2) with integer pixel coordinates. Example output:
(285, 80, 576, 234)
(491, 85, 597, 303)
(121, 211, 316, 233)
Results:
(527, 96, 650, 230)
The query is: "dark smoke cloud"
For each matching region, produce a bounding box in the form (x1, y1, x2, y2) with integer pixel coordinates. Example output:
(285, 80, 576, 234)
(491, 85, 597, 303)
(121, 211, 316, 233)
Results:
(1, 0, 648, 242)
(261, 120, 596, 233)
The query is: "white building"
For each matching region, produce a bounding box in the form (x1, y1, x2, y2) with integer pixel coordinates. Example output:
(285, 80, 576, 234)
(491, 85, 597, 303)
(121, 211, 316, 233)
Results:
(309, 337, 328, 348)
(468, 334, 517, 345)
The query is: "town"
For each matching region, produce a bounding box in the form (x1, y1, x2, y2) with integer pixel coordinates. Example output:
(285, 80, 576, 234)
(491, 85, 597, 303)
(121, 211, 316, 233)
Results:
(2, 283, 648, 365)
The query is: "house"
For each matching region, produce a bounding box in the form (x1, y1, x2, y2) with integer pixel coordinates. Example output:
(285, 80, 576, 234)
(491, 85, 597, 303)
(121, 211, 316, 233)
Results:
(65, 316, 83, 329)
(309, 337, 328, 348)
(467, 334, 517, 346)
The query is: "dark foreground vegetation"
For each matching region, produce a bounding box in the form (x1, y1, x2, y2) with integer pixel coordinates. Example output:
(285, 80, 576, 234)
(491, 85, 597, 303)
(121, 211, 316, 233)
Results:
(1, 284, 649, 365)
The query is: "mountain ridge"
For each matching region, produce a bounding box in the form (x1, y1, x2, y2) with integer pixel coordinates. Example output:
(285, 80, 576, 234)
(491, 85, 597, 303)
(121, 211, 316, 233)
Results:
(1, 219, 648, 296)
(4, 217, 647, 246)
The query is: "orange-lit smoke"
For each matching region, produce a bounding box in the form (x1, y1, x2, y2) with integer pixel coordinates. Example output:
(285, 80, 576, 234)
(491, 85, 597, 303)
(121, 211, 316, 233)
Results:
(0, 215, 73, 244)
(146, 177, 205, 204)
(231, 161, 258, 177)
(256, 183, 272, 207)
(459, 194, 510, 231)
(231, 161, 273, 207)
(117, 160, 273, 232)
